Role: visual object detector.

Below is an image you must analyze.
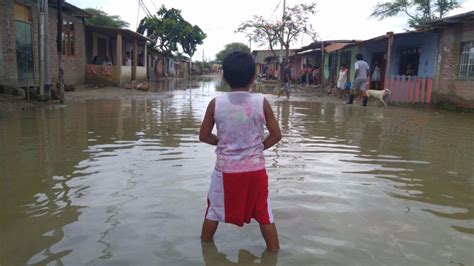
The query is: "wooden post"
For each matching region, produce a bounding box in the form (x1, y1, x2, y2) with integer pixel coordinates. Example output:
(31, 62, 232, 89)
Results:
(385, 32, 394, 86)
(56, 0, 64, 103)
(44, 0, 51, 99)
(321, 41, 325, 86)
(143, 41, 150, 81)
(116, 34, 122, 85)
(132, 39, 138, 81)
(38, 0, 45, 99)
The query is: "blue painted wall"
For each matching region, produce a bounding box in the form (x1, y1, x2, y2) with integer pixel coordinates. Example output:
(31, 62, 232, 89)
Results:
(362, 31, 438, 78)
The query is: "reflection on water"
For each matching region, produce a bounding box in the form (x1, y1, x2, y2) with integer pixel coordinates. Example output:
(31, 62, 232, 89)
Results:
(0, 78, 473, 265)
(202, 242, 277, 266)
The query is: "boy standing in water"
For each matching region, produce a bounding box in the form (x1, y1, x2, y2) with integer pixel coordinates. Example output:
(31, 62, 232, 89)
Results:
(199, 51, 282, 252)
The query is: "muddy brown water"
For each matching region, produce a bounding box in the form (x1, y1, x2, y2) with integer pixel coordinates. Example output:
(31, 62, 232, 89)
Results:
(1, 79, 473, 265)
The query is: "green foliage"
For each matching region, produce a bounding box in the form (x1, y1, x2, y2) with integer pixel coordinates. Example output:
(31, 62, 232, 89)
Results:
(371, 0, 461, 26)
(237, 2, 317, 83)
(84, 8, 129, 29)
(215, 42, 250, 63)
(137, 5, 206, 57)
(237, 2, 317, 66)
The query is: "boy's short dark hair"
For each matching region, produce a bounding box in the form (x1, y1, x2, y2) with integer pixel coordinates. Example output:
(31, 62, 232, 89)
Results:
(356, 53, 363, 61)
(222, 51, 256, 88)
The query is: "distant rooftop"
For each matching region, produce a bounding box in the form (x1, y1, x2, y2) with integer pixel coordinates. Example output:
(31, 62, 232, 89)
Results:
(422, 10, 474, 27)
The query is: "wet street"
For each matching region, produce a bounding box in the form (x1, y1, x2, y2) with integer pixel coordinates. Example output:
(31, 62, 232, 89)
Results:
(0, 78, 473, 265)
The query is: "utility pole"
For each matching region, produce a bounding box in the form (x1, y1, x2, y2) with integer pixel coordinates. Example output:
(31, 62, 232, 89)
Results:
(44, 0, 51, 100)
(321, 41, 325, 86)
(38, 0, 45, 100)
(279, 0, 286, 81)
(56, 0, 64, 103)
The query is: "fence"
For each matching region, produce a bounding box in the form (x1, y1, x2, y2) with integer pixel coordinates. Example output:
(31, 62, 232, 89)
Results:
(384, 76, 433, 104)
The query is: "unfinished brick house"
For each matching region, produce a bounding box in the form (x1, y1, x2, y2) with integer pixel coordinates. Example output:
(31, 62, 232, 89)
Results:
(0, 0, 89, 91)
(426, 11, 474, 109)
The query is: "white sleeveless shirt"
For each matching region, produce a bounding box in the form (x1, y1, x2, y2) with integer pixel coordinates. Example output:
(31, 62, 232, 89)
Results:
(214, 92, 266, 173)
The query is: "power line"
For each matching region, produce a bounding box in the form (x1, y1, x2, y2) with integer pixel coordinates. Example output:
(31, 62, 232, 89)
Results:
(138, 0, 152, 17)
(268, 0, 282, 20)
(136, 0, 141, 28)
(148, 0, 159, 13)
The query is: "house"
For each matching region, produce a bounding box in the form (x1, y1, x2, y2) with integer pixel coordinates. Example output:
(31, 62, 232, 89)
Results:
(191, 61, 204, 75)
(294, 41, 323, 80)
(149, 51, 169, 79)
(84, 25, 149, 86)
(422, 11, 474, 109)
(321, 41, 359, 87)
(252, 49, 277, 79)
(252, 49, 297, 80)
(296, 40, 358, 85)
(0, 0, 89, 92)
(358, 30, 438, 104)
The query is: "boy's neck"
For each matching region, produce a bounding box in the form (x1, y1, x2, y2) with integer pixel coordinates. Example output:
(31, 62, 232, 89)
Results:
(230, 87, 250, 92)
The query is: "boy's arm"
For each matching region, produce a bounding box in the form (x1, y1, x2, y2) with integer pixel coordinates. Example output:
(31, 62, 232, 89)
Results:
(263, 99, 282, 150)
(199, 99, 218, 146)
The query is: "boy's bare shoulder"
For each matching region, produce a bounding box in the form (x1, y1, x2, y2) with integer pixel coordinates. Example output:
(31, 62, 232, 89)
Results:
(207, 98, 216, 109)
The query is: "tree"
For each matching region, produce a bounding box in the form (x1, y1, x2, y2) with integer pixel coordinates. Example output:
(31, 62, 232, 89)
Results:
(237, 2, 318, 82)
(84, 8, 129, 28)
(216, 43, 250, 63)
(137, 5, 206, 57)
(371, 0, 461, 26)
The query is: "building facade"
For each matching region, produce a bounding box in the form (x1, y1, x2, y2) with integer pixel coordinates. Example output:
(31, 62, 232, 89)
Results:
(426, 11, 474, 109)
(0, 0, 89, 89)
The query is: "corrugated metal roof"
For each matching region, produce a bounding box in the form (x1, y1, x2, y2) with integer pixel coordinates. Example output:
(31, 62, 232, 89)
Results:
(324, 43, 352, 53)
(423, 10, 474, 26)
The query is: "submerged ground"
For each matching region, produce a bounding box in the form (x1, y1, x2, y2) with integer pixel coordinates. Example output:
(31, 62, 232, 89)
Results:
(1, 77, 473, 265)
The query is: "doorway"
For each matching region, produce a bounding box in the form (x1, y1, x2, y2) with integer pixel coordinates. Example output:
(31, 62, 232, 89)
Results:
(97, 37, 107, 62)
(15, 4, 34, 83)
(371, 52, 386, 90)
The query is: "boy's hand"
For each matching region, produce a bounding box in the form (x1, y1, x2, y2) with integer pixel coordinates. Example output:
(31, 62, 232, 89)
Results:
(263, 99, 282, 150)
(199, 99, 218, 146)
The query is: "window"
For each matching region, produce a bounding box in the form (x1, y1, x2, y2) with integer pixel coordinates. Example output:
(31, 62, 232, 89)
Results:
(459, 41, 474, 78)
(62, 20, 75, 56)
(15, 4, 31, 22)
(339, 51, 351, 69)
(15, 4, 34, 81)
(398, 48, 419, 76)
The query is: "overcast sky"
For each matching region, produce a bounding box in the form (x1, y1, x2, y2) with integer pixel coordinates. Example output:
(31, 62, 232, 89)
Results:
(69, 0, 474, 61)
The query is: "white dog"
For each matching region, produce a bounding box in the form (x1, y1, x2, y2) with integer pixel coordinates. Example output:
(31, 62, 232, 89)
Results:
(366, 89, 391, 107)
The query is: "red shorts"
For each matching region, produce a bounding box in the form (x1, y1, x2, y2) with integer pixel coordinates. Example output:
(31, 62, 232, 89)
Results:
(205, 169, 274, 226)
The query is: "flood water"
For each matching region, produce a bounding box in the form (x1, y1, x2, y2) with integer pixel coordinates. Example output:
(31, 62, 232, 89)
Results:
(1, 78, 473, 265)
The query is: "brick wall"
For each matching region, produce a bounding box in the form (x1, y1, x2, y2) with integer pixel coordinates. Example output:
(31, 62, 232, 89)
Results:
(434, 23, 474, 109)
(0, 0, 18, 86)
(0, 0, 85, 88)
(47, 8, 86, 85)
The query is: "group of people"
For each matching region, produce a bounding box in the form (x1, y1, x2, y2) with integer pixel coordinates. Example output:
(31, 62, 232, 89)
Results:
(333, 54, 382, 107)
(91, 51, 144, 67)
(299, 64, 321, 86)
(91, 55, 113, 66)
(262, 65, 276, 80)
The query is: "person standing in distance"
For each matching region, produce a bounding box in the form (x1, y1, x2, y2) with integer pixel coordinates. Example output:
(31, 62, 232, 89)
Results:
(278, 62, 292, 99)
(347, 53, 370, 106)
